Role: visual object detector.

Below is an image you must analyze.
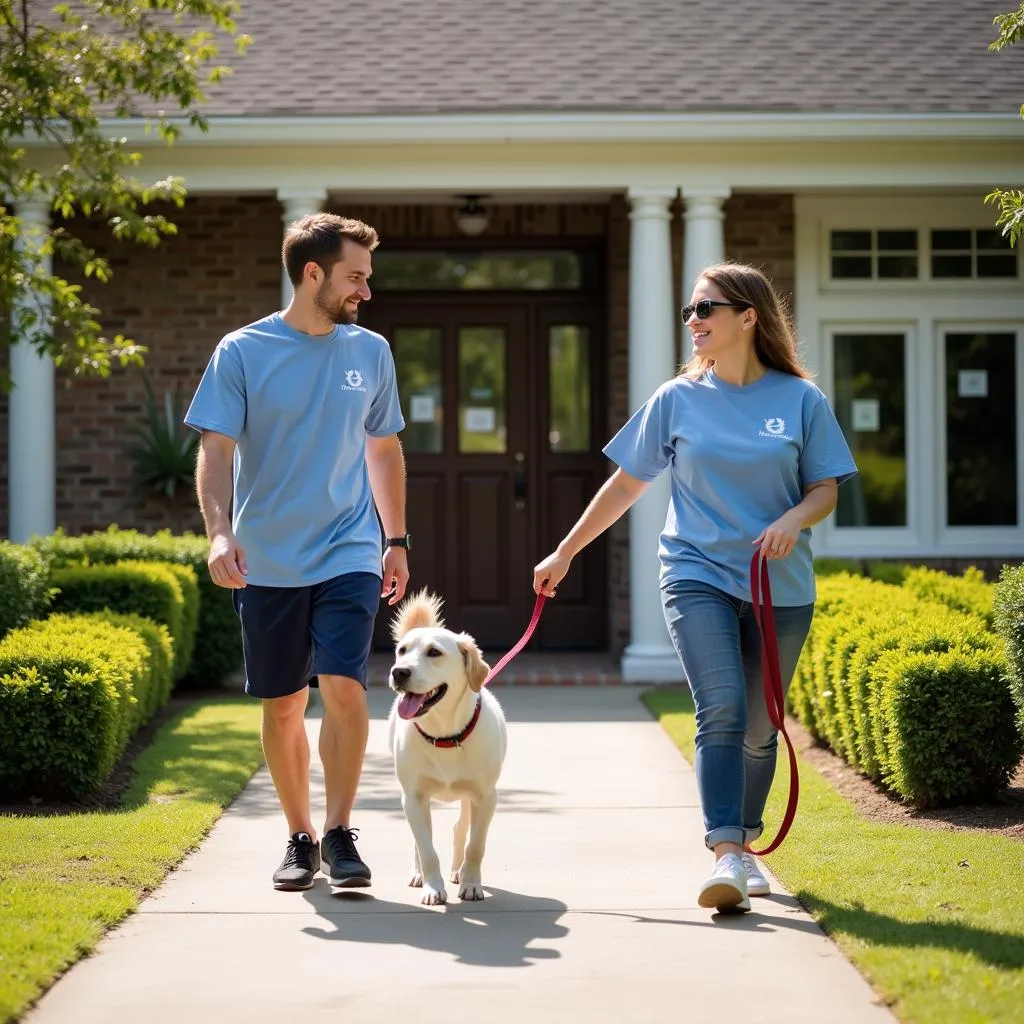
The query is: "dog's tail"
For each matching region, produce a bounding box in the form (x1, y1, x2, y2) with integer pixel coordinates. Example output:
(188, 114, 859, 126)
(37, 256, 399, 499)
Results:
(391, 588, 445, 640)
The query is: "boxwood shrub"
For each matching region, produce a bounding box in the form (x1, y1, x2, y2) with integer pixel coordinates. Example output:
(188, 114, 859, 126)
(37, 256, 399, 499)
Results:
(0, 614, 167, 800)
(48, 560, 196, 681)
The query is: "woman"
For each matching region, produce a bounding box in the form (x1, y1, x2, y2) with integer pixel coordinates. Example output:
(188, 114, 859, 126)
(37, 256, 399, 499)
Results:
(533, 262, 857, 914)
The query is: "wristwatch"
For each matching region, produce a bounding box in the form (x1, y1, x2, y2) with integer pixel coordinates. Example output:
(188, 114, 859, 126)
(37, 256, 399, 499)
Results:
(385, 534, 412, 551)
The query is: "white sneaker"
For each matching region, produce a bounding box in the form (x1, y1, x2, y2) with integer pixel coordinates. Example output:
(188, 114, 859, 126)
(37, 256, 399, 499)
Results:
(698, 853, 750, 913)
(741, 852, 770, 897)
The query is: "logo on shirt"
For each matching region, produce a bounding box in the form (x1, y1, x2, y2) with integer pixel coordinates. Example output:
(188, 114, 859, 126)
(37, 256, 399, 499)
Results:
(759, 416, 793, 440)
(342, 369, 366, 392)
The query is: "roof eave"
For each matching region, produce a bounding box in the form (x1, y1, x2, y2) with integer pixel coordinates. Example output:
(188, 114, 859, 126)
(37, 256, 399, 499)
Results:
(93, 110, 1024, 146)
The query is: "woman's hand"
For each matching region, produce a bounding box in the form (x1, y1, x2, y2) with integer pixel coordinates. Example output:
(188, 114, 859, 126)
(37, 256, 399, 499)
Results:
(753, 510, 803, 560)
(533, 549, 572, 597)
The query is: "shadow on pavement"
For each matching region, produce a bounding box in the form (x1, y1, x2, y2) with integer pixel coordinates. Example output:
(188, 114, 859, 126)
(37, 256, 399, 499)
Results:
(301, 883, 570, 968)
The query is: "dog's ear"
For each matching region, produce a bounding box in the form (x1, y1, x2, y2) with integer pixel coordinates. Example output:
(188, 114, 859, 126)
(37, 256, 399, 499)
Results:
(459, 635, 490, 693)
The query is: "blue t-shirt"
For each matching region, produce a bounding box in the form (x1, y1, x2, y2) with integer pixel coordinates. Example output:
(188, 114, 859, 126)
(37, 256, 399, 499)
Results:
(603, 368, 857, 606)
(184, 313, 405, 587)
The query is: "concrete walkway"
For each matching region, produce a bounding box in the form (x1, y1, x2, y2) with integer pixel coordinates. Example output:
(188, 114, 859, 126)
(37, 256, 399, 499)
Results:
(28, 688, 893, 1023)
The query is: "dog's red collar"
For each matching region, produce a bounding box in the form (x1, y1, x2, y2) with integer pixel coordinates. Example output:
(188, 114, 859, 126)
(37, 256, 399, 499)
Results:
(415, 696, 482, 748)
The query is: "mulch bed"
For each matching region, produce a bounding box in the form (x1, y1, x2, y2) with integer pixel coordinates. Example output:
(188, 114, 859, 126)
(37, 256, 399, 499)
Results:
(786, 715, 1024, 842)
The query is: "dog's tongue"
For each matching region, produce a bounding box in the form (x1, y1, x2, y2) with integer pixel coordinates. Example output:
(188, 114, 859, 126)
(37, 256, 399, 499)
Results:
(397, 691, 429, 720)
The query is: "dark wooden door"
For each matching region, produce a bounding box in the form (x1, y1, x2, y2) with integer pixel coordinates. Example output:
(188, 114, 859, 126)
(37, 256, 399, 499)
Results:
(365, 295, 607, 653)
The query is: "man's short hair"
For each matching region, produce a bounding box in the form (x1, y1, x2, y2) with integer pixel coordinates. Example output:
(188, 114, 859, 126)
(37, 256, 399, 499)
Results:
(282, 213, 379, 286)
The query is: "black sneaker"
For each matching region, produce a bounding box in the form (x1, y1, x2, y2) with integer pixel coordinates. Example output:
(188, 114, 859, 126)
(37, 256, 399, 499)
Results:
(272, 832, 320, 891)
(322, 826, 371, 888)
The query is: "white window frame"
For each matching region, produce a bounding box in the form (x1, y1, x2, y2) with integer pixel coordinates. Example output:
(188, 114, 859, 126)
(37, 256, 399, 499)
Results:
(796, 193, 1024, 560)
(936, 322, 1024, 552)
(817, 198, 1023, 293)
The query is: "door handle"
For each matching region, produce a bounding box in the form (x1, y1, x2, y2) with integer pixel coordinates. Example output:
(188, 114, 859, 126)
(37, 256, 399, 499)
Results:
(513, 451, 526, 510)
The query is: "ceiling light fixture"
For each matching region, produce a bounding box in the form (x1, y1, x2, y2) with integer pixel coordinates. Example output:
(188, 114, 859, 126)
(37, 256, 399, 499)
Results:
(453, 194, 490, 237)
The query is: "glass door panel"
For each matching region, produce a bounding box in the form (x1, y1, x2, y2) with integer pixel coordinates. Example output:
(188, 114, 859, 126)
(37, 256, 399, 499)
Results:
(945, 332, 1018, 526)
(833, 332, 908, 527)
(458, 327, 507, 453)
(393, 327, 444, 454)
(548, 325, 591, 452)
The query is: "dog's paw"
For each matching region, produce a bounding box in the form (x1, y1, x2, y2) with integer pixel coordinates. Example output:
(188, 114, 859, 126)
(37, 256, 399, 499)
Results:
(450, 868, 460, 884)
(458, 882, 485, 901)
(408, 872, 423, 888)
(421, 885, 448, 906)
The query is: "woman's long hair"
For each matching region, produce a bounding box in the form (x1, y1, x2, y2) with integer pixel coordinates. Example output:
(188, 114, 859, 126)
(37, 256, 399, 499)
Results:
(680, 262, 810, 380)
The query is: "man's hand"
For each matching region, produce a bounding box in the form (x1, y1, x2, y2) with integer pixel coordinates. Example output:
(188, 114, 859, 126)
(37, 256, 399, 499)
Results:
(208, 532, 249, 588)
(381, 546, 409, 606)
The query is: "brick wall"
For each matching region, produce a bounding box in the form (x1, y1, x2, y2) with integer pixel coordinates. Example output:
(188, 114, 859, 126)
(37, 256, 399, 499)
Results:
(1, 195, 284, 537)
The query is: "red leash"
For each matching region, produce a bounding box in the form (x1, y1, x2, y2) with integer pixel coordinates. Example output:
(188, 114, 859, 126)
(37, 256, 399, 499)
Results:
(482, 593, 548, 686)
(746, 549, 799, 855)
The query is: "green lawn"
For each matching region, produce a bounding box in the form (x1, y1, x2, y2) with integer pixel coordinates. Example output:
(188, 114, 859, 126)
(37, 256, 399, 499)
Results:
(643, 688, 1024, 1024)
(0, 699, 264, 1024)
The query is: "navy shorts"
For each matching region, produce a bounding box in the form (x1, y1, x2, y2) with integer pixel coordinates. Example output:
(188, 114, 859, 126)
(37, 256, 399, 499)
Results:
(232, 572, 382, 699)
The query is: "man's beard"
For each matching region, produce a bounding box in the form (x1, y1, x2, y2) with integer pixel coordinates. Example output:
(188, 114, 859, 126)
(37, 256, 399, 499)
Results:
(315, 282, 358, 325)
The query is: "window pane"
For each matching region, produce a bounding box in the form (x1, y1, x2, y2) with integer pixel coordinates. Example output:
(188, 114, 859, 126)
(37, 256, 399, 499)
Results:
(976, 229, 1011, 252)
(394, 328, 443, 454)
(458, 327, 506, 453)
(833, 333, 907, 527)
(878, 255, 918, 279)
(548, 325, 590, 452)
(932, 254, 972, 278)
(945, 333, 1017, 526)
(831, 230, 871, 252)
(372, 250, 590, 291)
(832, 255, 872, 279)
(977, 254, 1018, 278)
(931, 229, 971, 251)
(877, 230, 918, 251)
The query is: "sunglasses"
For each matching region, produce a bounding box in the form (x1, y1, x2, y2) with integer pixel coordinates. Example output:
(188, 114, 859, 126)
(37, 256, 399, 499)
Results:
(682, 300, 748, 321)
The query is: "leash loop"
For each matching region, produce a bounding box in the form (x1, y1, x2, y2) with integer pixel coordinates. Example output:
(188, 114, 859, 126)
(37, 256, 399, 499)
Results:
(746, 549, 799, 856)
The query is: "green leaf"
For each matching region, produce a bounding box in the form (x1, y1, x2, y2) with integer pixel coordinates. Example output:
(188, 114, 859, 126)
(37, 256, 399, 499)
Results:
(0, 0, 248, 387)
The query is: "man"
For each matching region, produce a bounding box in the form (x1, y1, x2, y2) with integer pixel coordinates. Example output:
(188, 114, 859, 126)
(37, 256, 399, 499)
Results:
(185, 213, 409, 891)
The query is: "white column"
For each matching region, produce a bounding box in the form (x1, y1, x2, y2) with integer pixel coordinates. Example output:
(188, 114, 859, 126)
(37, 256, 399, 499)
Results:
(620, 188, 685, 683)
(9, 199, 56, 543)
(681, 188, 730, 358)
(277, 189, 328, 309)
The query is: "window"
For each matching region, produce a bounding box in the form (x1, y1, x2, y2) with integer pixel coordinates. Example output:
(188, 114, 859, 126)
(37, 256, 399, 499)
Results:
(370, 250, 593, 291)
(830, 229, 918, 280)
(931, 229, 1017, 279)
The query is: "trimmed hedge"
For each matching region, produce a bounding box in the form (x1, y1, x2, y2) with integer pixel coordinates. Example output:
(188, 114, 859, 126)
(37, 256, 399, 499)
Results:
(901, 565, 995, 630)
(48, 561, 197, 682)
(0, 614, 166, 800)
(994, 563, 1024, 740)
(792, 573, 1021, 807)
(0, 541, 52, 639)
(33, 527, 237, 685)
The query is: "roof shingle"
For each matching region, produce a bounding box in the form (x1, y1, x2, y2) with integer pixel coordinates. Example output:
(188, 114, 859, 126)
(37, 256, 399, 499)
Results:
(201, 0, 1023, 117)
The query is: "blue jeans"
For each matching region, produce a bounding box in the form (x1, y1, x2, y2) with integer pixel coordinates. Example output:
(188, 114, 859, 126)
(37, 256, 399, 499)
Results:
(661, 580, 814, 849)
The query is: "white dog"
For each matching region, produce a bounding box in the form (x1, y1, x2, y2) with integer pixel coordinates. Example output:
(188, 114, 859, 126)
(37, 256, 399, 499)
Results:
(387, 589, 507, 905)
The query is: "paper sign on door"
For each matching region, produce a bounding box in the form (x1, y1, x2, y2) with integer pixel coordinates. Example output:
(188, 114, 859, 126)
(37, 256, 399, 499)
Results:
(957, 370, 988, 398)
(851, 398, 880, 432)
(409, 395, 436, 423)
(464, 407, 496, 433)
